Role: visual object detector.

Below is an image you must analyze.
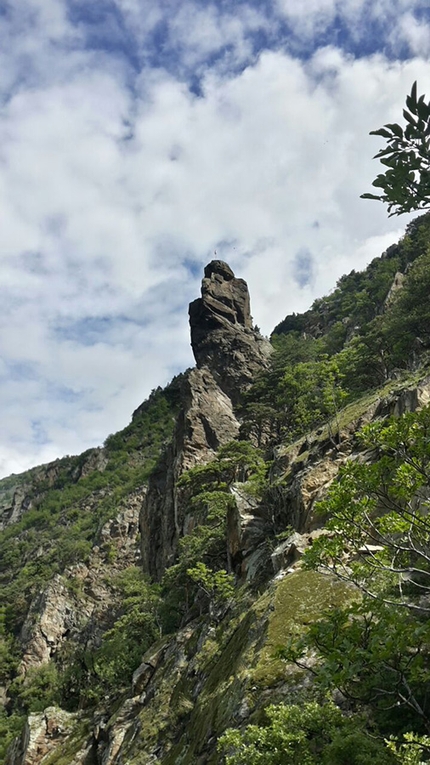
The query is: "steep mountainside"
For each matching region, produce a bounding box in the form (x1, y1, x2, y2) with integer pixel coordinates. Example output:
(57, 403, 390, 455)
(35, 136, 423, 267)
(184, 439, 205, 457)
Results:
(2, 214, 430, 764)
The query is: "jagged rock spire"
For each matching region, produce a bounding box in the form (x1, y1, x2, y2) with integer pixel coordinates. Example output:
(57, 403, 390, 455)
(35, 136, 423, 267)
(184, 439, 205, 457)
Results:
(141, 261, 271, 580)
(189, 260, 271, 404)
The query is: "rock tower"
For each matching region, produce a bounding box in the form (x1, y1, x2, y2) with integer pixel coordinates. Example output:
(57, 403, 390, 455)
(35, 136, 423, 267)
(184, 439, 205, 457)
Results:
(189, 260, 272, 404)
(141, 261, 271, 579)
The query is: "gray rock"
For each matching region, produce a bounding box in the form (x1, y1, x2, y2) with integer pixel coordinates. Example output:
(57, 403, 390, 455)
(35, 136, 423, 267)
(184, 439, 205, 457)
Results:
(19, 499, 143, 675)
(140, 262, 273, 581)
(189, 260, 272, 404)
(271, 529, 330, 574)
(141, 367, 240, 580)
(374, 374, 430, 418)
(384, 271, 405, 306)
(227, 485, 270, 580)
(5, 707, 78, 765)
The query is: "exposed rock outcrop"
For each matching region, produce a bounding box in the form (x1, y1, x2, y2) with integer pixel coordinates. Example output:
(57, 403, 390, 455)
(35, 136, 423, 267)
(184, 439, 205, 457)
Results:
(20, 576, 88, 674)
(5, 707, 93, 765)
(375, 373, 430, 417)
(141, 367, 240, 580)
(189, 260, 272, 404)
(8, 219, 430, 765)
(8, 366, 430, 765)
(0, 488, 33, 530)
(19, 498, 142, 675)
(0, 448, 107, 532)
(227, 485, 271, 580)
(384, 270, 405, 306)
(141, 261, 271, 581)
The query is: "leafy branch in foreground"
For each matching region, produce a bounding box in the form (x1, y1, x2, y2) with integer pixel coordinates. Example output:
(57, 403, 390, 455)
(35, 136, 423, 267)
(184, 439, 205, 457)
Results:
(218, 700, 394, 764)
(386, 733, 430, 765)
(361, 82, 430, 215)
(280, 406, 430, 734)
(304, 407, 430, 610)
(280, 599, 430, 732)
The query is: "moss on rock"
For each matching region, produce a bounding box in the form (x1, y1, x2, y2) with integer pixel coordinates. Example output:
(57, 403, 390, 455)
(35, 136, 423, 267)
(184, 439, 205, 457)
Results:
(253, 570, 356, 687)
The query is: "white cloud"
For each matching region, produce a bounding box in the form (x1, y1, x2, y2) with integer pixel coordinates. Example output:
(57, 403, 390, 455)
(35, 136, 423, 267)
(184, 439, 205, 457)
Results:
(275, 0, 337, 39)
(165, 3, 273, 71)
(0, 1, 430, 477)
(392, 12, 430, 57)
(275, 0, 430, 57)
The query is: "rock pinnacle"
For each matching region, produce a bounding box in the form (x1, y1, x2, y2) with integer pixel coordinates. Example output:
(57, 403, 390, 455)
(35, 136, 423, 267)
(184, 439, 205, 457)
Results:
(189, 260, 272, 403)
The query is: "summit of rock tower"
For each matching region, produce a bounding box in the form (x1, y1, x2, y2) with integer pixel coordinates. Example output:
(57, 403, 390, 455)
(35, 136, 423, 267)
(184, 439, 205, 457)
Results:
(188, 260, 272, 403)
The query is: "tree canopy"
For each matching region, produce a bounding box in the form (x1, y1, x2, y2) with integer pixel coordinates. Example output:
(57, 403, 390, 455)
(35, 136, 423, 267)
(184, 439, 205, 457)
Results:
(280, 407, 430, 741)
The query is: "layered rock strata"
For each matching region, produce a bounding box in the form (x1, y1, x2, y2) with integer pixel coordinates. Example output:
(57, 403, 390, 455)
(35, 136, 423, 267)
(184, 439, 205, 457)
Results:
(141, 261, 272, 581)
(189, 260, 272, 404)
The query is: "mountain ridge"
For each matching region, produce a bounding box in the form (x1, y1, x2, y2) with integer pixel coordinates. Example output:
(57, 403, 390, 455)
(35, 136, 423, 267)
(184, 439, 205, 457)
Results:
(2, 213, 430, 763)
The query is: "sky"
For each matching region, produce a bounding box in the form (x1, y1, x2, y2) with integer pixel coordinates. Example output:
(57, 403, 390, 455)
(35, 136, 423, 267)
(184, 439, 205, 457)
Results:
(1, 0, 430, 478)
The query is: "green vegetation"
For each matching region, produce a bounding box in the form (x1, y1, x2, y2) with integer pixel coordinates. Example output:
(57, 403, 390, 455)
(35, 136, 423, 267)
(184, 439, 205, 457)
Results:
(242, 213, 430, 446)
(274, 407, 430, 760)
(60, 567, 161, 708)
(0, 381, 181, 746)
(3, 212, 430, 762)
(161, 441, 266, 627)
(252, 570, 355, 687)
(0, 382, 180, 635)
(187, 563, 235, 619)
(305, 407, 430, 607)
(219, 701, 394, 764)
(386, 734, 430, 765)
(219, 218, 430, 762)
(0, 708, 24, 762)
(221, 408, 430, 765)
(4, 568, 162, 719)
(361, 82, 430, 216)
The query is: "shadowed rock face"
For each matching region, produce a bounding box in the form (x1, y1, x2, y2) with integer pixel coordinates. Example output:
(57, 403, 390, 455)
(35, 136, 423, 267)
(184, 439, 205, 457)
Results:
(189, 260, 271, 404)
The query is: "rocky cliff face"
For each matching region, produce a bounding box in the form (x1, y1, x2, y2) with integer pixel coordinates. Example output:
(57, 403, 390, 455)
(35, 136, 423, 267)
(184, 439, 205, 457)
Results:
(4, 259, 275, 764)
(140, 367, 240, 580)
(0, 447, 108, 532)
(9, 372, 430, 765)
(5, 241, 430, 765)
(19, 498, 142, 677)
(189, 260, 272, 404)
(141, 262, 272, 581)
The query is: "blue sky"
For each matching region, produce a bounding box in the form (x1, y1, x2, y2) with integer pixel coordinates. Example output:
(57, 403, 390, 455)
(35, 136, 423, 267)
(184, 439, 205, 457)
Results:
(0, 0, 430, 476)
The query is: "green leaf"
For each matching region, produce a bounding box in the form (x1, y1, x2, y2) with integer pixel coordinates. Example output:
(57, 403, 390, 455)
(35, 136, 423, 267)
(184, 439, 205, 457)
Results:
(379, 157, 399, 168)
(373, 147, 398, 158)
(403, 109, 417, 126)
(369, 128, 393, 138)
(384, 122, 404, 137)
(416, 96, 430, 122)
(372, 175, 388, 188)
(360, 193, 381, 200)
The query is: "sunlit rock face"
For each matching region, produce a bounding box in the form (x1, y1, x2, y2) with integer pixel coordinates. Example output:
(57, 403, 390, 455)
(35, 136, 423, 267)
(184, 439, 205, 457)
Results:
(141, 261, 272, 581)
(189, 260, 272, 404)
(140, 366, 240, 581)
